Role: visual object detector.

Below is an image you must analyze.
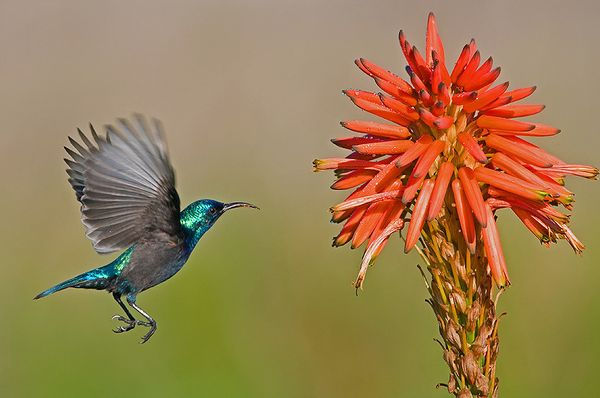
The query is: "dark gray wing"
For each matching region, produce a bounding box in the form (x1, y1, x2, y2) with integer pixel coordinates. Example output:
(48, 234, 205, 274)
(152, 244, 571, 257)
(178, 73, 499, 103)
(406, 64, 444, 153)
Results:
(65, 114, 181, 253)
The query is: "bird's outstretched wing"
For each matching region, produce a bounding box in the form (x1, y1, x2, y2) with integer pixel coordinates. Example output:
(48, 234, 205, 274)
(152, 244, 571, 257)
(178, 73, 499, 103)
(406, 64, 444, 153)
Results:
(65, 115, 182, 253)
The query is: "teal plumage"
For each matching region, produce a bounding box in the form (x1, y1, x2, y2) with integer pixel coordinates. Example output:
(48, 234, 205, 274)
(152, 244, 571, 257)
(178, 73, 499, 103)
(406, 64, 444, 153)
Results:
(34, 246, 134, 299)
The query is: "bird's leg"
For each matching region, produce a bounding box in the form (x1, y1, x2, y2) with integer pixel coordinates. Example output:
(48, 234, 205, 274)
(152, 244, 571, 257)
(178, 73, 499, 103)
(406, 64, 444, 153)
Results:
(127, 295, 157, 344)
(112, 293, 137, 333)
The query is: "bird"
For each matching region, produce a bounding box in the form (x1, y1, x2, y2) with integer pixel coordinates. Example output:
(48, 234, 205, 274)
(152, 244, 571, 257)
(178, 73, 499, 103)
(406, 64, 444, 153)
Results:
(34, 115, 258, 343)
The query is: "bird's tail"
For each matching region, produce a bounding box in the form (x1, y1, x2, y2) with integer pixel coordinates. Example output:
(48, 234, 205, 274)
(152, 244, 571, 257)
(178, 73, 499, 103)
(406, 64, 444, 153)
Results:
(34, 265, 115, 300)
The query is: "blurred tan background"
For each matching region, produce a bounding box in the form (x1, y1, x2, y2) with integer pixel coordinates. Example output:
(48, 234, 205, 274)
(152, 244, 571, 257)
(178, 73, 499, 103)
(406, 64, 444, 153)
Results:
(1, 0, 599, 396)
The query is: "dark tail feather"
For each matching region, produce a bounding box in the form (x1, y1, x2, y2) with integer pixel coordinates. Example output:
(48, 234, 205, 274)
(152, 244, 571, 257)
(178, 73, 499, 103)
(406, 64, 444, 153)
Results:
(34, 266, 114, 300)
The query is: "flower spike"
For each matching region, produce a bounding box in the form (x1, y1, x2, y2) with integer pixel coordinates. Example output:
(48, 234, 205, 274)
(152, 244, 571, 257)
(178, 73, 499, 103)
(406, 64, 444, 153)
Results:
(313, 12, 595, 290)
(314, 13, 595, 395)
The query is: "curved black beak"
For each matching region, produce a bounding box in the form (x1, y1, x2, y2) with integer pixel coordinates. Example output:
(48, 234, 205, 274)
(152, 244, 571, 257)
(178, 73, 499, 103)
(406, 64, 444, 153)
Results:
(222, 201, 260, 212)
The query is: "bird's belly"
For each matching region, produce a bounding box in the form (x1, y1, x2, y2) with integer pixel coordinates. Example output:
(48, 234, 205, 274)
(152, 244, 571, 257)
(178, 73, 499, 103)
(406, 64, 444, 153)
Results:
(141, 260, 187, 291)
(117, 244, 189, 294)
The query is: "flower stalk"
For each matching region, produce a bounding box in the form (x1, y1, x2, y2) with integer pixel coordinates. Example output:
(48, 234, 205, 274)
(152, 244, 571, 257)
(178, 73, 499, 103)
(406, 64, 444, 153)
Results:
(418, 206, 501, 397)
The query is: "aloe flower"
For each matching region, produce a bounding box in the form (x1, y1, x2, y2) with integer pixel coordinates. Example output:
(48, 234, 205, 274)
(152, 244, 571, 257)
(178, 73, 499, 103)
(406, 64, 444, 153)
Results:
(314, 13, 597, 397)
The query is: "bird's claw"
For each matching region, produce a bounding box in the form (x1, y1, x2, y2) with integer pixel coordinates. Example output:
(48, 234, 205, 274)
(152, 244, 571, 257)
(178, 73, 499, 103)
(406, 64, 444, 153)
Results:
(139, 321, 157, 344)
(112, 314, 131, 322)
(112, 315, 136, 333)
(112, 314, 157, 343)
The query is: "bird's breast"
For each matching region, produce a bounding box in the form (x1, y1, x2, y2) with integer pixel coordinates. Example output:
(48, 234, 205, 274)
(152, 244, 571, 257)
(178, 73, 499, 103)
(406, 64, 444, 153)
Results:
(118, 241, 190, 293)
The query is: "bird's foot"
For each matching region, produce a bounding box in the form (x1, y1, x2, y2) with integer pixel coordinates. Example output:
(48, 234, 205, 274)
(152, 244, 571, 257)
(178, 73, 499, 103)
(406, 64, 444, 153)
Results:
(112, 315, 157, 342)
(139, 320, 157, 344)
(112, 315, 137, 333)
(113, 315, 151, 333)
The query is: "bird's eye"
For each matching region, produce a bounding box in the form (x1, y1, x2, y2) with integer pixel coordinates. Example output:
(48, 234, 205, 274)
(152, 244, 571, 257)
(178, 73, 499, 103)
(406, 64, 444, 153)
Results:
(209, 207, 217, 215)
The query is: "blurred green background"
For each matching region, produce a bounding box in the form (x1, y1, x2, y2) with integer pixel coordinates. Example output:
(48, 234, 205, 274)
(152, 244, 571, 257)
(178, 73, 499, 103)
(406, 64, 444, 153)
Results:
(1, 1, 598, 396)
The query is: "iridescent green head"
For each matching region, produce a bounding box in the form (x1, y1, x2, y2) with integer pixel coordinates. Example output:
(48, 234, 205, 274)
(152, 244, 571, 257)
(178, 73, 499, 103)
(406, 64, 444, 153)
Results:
(180, 199, 258, 248)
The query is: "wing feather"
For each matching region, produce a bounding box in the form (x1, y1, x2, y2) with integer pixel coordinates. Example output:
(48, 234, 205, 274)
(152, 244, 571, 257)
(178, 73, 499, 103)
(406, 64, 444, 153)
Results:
(65, 115, 182, 253)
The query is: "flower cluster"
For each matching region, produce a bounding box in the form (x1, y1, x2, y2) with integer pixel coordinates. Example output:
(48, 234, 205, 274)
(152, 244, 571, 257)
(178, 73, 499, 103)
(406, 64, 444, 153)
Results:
(314, 13, 597, 288)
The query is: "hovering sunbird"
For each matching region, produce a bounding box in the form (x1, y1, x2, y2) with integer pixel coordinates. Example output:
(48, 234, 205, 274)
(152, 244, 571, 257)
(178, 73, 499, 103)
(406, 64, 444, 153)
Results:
(35, 115, 258, 343)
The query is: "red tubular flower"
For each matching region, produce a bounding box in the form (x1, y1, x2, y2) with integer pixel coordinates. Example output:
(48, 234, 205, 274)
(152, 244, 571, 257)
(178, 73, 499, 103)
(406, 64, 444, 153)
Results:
(482, 203, 509, 286)
(404, 179, 434, 252)
(452, 179, 476, 254)
(427, 161, 454, 221)
(313, 12, 598, 288)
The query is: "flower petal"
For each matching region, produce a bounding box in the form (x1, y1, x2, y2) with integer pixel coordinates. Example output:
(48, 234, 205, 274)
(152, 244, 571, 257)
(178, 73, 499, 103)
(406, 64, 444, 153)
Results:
(512, 207, 553, 244)
(379, 94, 420, 121)
(458, 167, 487, 227)
(457, 132, 487, 163)
(486, 134, 554, 167)
(354, 217, 405, 290)
(431, 62, 442, 95)
(438, 82, 451, 105)
(354, 58, 373, 76)
(463, 82, 509, 113)
(418, 108, 453, 129)
(450, 44, 471, 83)
(331, 189, 402, 212)
(402, 173, 426, 204)
(373, 78, 418, 105)
(348, 96, 412, 126)
(313, 158, 382, 171)
(406, 65, 428, 93)
(465, 67, 501, 92)
(398, 31, 421, 80)
(353, 140, 414, 155)
(502, 136, 563, 165)
(502, 86, 537, 103)
(563, 226, 585, 254)
(477, 95, 513, 112)
(352, 201, 389, 248)
(456, 50, 481, 88)
(404, 179, 434, 252)
(477, 115, 535, 132)
(452, 91, 478, 105)
(426, 12, 445, 66)
(331, 169, 377, 190)
(331, 136, 383, 149)
(483, 104, 545, 118)
(333, 206, 367, 247)
(462, 56, 492, 91)
(343, 89, 381, 104)
(359, 58, 413, 93)
(412, 139, 445, 178)
(368, 201, 406, 253)
(451, 179, 476, 253)
(427, 162, 455, 220)
(474, 166, 553, 201)
(396, 135, 433, 168)
(490, 153, 567, 195)
(488, 186, 570, 224)
(488, 123, 560, 137)
(482, 204, 509, 287)
(409, 46, 431, 82)
(369, 161, 405, 193)
(479, 86, 537, 112)
(531, 164, 599, 180)
(341, 120, 411, 139)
